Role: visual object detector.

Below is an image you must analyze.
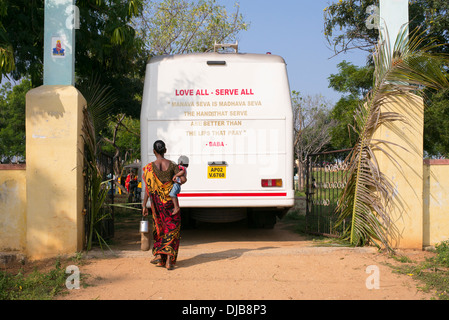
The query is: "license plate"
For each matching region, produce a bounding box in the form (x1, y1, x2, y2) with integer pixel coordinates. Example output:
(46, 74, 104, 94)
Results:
(207, 166, 226, 179)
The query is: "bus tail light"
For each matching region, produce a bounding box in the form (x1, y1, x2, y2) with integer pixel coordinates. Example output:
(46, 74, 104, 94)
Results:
(261, 179, 283, 187)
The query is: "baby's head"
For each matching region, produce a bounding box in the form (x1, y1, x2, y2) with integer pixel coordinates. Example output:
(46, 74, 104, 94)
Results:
(178, 155, 189, 168)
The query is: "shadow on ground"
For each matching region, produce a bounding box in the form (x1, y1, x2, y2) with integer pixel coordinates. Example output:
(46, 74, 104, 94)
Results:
(108, 210, 308, 253)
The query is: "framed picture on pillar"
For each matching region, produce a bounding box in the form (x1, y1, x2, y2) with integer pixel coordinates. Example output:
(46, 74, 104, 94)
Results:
(51, 36, 66, 58)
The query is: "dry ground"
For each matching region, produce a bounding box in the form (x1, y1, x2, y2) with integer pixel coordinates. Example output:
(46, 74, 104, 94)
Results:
(41, 215, 436, 301)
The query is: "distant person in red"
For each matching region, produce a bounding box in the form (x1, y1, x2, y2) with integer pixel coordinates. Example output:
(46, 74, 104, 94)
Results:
(125, 171, 137, 194)
(125, 173, 131, 193)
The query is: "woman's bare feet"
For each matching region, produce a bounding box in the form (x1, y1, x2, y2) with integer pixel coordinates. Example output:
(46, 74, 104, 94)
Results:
(150, 254, 163, 265)
(166, 257, 174, 270)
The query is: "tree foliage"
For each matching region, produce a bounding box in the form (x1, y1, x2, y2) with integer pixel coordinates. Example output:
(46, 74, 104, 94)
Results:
(328, 61, 374, 149)
(424, 89, 449, 157)
(0, 1, 44, 85)
(324, 0, 379, 55)
(292, 91, 337, 187)
(134, 0, 249, 55)
(100, 114, 141, 175)
(0, 79, 31, 163)
(324, 0, 449, 157)
(75, 0, 146, 118)
(0, 1, 14, 82)
(293, 91, 336, 162)
(324, 0, 449, 55)
(0, 0, 146, 116)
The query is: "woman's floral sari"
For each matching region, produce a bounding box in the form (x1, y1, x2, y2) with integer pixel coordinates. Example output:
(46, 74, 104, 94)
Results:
(142, 162, 181, 264)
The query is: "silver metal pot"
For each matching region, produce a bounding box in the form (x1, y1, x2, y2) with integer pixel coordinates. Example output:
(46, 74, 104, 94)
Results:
(140, 218, 149, 233)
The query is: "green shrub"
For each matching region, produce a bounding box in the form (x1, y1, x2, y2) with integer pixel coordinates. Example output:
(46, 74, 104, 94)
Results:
(435, 240, 449, 268)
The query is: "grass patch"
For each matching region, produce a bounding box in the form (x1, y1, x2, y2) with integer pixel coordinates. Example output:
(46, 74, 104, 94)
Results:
(0, 258, 68, 300)
(386, 240, 449, 300)
(295, 190, 306, 197)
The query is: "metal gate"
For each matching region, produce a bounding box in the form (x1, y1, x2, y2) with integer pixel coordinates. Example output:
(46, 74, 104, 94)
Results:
(84, 151, 115, 246)
(305, 149, 351, 237)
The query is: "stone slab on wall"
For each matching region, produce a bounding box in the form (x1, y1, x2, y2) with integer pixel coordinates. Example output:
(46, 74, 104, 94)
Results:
(423, 159, 449, 247)
(0, 164, 27, 252)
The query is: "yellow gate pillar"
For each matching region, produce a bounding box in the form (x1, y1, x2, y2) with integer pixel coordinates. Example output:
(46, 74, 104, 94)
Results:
(374, 94, 424, 249)
(25, 85, 86, 260)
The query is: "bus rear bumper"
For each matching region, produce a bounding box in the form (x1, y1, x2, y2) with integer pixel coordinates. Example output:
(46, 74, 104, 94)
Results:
(178, 190, 295, 208)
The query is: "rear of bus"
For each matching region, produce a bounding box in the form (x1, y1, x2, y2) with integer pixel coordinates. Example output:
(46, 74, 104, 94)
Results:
(140, 51, 294, 227)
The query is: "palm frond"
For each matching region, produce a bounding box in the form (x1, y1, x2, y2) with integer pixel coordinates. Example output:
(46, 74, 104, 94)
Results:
(335, 25, 449, 251)
(79, 76, 118, 252)
(77, 74, 117, 135)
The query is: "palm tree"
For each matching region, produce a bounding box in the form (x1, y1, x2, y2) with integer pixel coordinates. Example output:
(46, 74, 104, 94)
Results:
(79, 77, 117, 252)
(335, 25, 449, 251)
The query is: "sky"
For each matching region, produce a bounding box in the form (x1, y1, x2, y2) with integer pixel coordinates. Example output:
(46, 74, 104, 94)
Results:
(223, 0, 371, 104)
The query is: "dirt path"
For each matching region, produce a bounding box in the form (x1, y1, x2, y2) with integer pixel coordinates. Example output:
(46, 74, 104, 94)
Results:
(56, 218, 435, 300)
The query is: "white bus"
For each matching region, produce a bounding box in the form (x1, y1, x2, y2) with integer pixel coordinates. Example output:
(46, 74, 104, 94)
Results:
(140, 45, 294, 228)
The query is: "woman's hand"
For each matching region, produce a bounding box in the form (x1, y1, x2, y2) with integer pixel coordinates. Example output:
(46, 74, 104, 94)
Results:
(142, 206, 148, 217)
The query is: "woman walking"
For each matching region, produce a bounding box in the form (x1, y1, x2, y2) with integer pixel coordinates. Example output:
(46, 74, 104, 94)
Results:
(142, 140, 181, 270)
